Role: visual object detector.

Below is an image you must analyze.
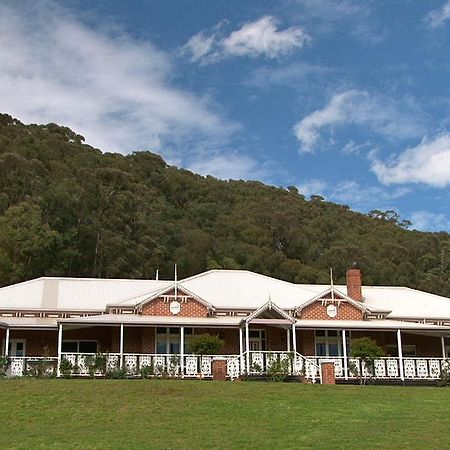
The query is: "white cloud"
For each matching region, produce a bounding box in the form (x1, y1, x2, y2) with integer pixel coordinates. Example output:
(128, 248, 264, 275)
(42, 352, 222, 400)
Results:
(426, 1, 450, 28)
(297, 179, 328, 198)
(247, 62, 332, 88)
(0, 3, 236, 155)
(182, 16, 310, 64)
(371, 134, 450, 188)
(410, 211, 450, 232)
(293, 90, 425, 153)
(297, 178, 410, 209)
(329, 181, 410, 207)
(187, 153, 265, 180)
(291, 0, 384, 44)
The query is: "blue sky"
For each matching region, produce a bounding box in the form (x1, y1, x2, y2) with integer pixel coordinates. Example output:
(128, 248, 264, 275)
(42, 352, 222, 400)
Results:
(1, 1, 450, 232)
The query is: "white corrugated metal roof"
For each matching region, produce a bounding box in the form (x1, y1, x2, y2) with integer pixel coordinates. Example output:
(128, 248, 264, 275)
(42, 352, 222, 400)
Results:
(60, 314, 242, 327)
(295, 319, 450, 332)
(180, 270, 323, 309)
(0, 270, 449, 322)
(0, 317, 58, 328)
(359, 286, 450, 320)
(0, 277, 172, 311)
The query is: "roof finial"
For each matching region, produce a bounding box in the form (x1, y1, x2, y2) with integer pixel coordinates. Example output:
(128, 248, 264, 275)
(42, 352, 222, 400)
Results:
(174, 264, 178, 300)
(330, 268, 335, 301)
(268, 294, 272, 309)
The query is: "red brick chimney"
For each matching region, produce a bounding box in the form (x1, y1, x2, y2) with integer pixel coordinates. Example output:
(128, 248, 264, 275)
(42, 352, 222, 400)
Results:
(346, 268, 362, 301)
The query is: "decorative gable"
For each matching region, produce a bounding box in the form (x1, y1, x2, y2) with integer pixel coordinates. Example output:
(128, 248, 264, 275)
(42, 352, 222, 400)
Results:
(138, 287, 212, 318)
(296, 287, 366, 321)
(298, 300, 364, 320)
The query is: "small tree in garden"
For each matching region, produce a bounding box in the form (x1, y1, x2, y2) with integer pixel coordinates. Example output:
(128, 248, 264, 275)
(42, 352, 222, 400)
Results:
(188, 334, 225, 355)
(350, 337, 384, 384)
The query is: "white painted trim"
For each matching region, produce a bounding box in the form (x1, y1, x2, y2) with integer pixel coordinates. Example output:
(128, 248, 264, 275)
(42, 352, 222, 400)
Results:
(245, 322, 250, 374)
(342, 329, 348, 380)
(397, 329, 404, 381)
(57, 324, 63, 377)
(180, 326, 184, 378)
(292, 323, 297, 354)
(119, 323, 124, 369)
(239, 327, 244, 374)
(245, 300, 295, 323)
(287, 328, 291, 352)
(4, 327, 9, 357)
(441, 336, 446, 359)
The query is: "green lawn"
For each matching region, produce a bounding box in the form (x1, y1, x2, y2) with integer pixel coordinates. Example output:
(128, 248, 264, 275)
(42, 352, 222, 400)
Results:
(1, 380, 449, 449)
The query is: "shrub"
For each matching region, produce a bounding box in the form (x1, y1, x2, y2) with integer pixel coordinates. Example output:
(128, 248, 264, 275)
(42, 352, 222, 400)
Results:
(188, 334, 225, 355)
(266, 354, 293, 382)
(84, 353, 107, 378)
(59, 357, 73, 378)
(105, 368, 127, 379)
(140, 364, 154, 379)
(0, 356, 10, 377)
(350, 337, 384, 384)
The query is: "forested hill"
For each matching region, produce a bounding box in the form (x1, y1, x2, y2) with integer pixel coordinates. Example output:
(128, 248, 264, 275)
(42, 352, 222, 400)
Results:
(0, 114, 449, 296)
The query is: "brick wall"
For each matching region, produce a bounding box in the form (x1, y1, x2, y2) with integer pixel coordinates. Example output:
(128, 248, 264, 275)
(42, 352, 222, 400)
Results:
(299, 301, 363, 320)
(141, 295, 209, 317)
(0, 328, 5, 352)
(352, 331, 441, 357)
(7, 330, 58, 356)
(297, 330, 315, 355)
(321, 362, 336, 384)
(194, 328, 239, 354)
(64, 326, 117, 353)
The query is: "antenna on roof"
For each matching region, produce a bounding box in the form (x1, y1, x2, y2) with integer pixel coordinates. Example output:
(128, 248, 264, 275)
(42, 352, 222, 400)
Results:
(174, 264, 178, 300)
(330, 268, 335, 301)
(155, 269, 159, 281)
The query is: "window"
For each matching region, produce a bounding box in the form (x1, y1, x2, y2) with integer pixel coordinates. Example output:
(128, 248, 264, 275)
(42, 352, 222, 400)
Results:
(315, 330, 346, 357)
(386, 345, 416, 357)
(62, 341, 97, 353)
(155, 327, 193, 354)
(7, 339, 26, 357)
(248, 329, 266, 351)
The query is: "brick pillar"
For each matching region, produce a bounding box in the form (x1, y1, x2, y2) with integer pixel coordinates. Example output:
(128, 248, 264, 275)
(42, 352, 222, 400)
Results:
(212, 357, 227, 381)
(346, 268, 362, 301)
(321, 361, 336, 384)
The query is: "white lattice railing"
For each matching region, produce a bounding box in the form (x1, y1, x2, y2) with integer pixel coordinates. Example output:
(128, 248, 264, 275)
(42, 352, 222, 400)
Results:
(7, 357, 59, 377)
(60, 353, 241, 379)
(245, 351, 320, 382)
(305, 356, 450, 380)
(6, 354, 449, 381)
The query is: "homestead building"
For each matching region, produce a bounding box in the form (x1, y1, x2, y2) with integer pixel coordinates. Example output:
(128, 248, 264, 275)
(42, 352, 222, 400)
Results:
(1, 268, 450, 382)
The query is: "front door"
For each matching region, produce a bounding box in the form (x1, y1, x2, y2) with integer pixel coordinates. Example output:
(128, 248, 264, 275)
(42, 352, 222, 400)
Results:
(248, 329, 266, 351)
(249, 338, 261, 351)
(8, 339, 26, 357)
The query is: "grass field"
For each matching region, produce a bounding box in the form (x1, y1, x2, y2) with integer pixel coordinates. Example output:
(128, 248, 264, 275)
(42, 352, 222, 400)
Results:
(1, 379, 449, 449)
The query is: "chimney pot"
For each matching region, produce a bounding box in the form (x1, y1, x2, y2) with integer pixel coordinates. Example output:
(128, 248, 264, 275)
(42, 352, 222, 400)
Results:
(346, 268, 362, 301)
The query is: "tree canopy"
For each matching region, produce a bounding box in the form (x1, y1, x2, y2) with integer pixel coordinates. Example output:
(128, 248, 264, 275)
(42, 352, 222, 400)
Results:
(0, 113, 449, 296)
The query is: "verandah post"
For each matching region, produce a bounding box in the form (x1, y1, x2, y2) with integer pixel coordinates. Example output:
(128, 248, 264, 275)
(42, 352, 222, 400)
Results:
(286, 328, 291, 352)
(180, 326, 184, 378)
(245, 322, 250, 374)
(4, 327, 10, 357)
(441, 336, 446, 359)
(239, 327, 243, 374)
(342, 329, 348, 380)
(119, 323, 124, 369)
(292, 323, 297, 354)
(397, 329, 404, 381)
(57, 324, 63, 378)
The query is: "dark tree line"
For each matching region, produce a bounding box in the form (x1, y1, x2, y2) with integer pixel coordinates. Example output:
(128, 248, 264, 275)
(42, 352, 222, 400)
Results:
(0, 113, 449, 296)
